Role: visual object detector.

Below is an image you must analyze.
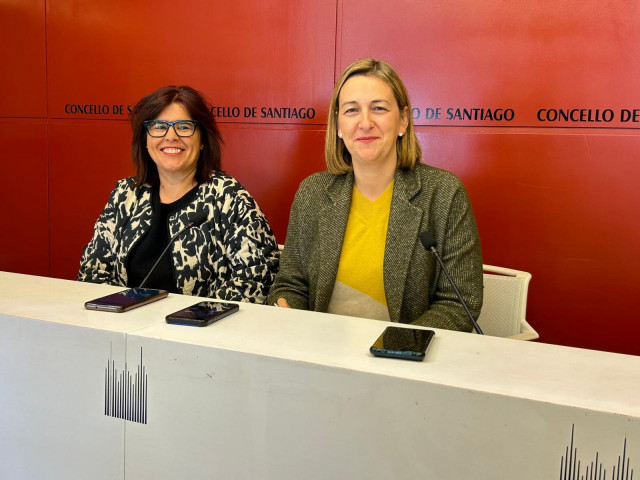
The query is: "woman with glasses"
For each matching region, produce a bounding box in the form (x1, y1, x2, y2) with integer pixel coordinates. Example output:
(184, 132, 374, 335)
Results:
(268, 59, 483, 331)
(78, 85, 279, 303)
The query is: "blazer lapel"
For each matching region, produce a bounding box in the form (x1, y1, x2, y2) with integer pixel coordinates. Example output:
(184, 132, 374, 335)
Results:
(384, 169, 423, 322)
(314, 173, 353, 311)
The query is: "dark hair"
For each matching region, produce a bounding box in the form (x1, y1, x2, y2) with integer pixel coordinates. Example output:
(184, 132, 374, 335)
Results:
(130, 85, 223, 187)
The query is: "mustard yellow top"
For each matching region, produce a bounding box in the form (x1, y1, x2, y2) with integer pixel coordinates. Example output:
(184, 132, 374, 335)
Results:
(328, 181, 393, 319)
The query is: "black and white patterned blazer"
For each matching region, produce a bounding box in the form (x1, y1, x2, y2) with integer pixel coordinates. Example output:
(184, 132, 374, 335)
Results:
(78, 173, 279, 303)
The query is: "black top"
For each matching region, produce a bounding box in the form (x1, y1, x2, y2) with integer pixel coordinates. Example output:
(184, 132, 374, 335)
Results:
(127, 184, 199, 292)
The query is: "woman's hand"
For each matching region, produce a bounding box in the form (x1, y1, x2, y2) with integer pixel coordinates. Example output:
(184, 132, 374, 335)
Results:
(276, 297, 291, 308)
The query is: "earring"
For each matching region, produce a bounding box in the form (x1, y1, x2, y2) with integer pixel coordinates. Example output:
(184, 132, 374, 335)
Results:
(398, 132, 404, 137)
(338, 132, 343, 138)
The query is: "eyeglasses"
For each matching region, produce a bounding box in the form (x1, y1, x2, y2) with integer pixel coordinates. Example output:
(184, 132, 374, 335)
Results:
(143, 120, 199, 137)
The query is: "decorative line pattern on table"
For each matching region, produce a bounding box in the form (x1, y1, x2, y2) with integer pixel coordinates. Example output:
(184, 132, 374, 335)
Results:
(104, 346, 147, 424)
(560, 424, 635, 480)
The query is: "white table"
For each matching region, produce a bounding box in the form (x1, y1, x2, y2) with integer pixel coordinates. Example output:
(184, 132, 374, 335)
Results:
(1, 271, 638, 479)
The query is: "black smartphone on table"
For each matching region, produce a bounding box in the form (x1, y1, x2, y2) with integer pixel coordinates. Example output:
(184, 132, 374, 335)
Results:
(370, 326, 435, 361)
(84, 288, 168, 312)
(165, 301, 239, 327)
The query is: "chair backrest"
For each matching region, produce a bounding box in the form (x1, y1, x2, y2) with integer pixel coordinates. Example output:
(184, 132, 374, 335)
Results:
(477, 265, 538, 340)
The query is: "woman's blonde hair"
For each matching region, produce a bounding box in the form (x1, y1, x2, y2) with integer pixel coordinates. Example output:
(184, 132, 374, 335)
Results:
(325, 58, 422, 174)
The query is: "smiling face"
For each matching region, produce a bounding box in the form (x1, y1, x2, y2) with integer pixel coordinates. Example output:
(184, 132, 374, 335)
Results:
(337, 74, 408, 171)
(146, 102, 201, 181)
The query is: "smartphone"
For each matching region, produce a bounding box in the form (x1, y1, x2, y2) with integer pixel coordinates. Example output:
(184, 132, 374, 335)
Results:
(165, 301, 239, 327)
(84, 288, 168, 313)
(370, 326, 435, 361)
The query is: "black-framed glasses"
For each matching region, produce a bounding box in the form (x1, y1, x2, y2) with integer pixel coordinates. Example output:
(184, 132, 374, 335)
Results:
(143, 120, 199, 137)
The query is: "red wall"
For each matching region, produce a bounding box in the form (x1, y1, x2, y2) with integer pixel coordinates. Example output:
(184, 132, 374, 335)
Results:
(2, 1, 639, 355)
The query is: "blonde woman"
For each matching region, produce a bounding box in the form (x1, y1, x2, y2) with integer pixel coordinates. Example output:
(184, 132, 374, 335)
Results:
(269, 59, 482, 331)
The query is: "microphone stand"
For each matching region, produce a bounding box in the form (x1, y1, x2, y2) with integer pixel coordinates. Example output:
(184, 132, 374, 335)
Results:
(419, 231, 483, 335)
(428, 246, 483, 334)
(138, 215, 205, 288)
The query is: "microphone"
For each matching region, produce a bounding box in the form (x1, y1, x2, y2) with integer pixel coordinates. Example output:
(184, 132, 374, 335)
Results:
(419, 231, 483, 334)
(138, 211, 209, 288)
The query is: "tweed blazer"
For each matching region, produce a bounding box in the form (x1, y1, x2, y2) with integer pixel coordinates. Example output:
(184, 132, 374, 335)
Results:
(268, 163, 483, 331)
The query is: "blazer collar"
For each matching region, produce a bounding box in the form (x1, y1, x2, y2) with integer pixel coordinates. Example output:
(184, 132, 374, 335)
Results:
(314, 173, 354, 311)
(314, 168, 424, 319)
(384, 168, 423, 322)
